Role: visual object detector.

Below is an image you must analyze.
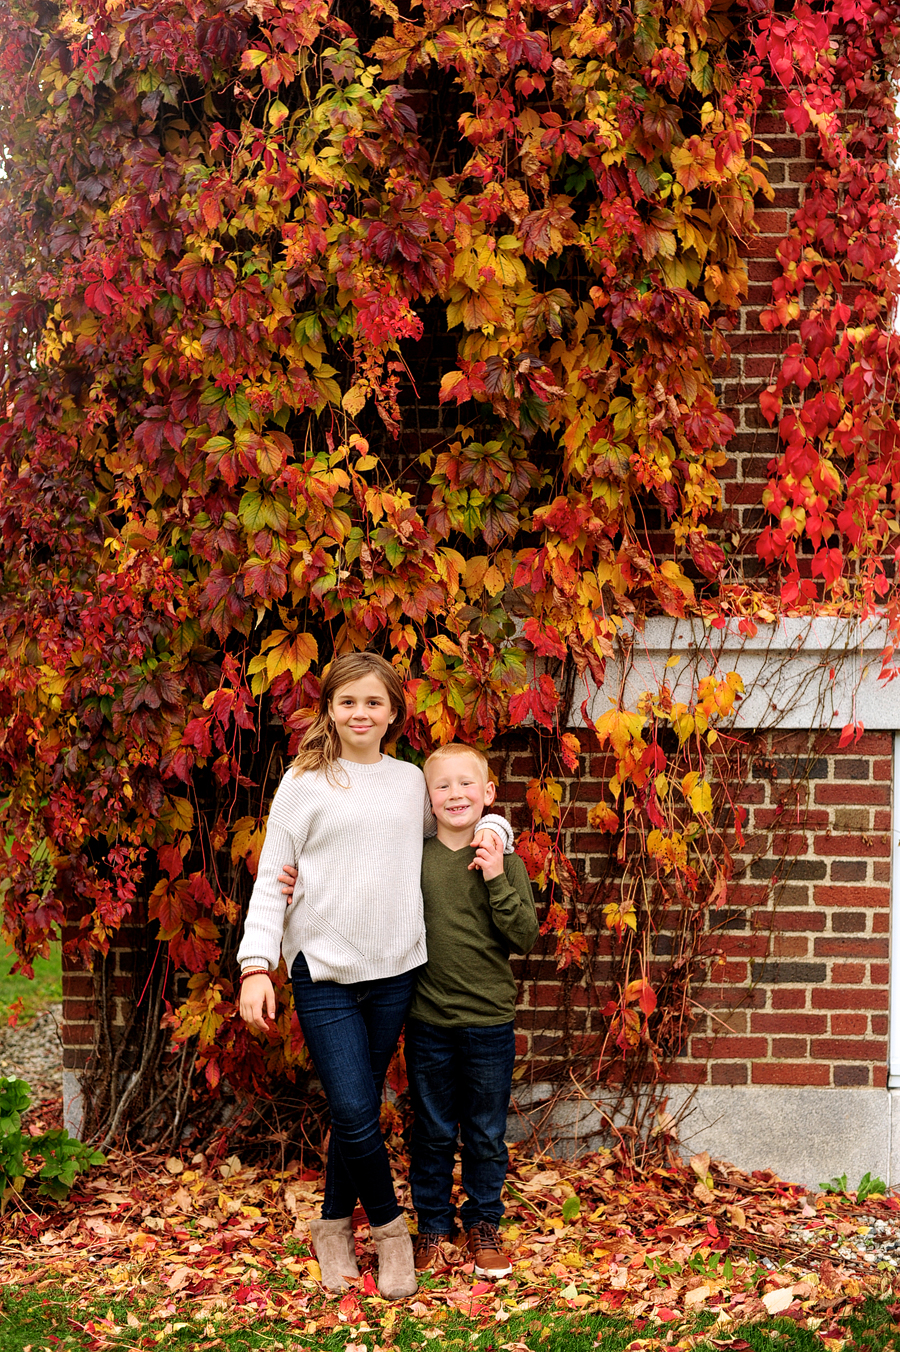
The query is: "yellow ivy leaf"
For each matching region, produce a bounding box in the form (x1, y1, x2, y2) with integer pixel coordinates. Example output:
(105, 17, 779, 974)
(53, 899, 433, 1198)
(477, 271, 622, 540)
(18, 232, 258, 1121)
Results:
(594, 705, 646, 758)
(342, 382, 368, 417)
(268, 99, 289, 129)
(231, 816, 267, 877)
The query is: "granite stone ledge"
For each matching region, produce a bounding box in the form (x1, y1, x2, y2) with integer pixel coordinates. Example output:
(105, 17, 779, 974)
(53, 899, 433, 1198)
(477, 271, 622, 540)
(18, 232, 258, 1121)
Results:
(509, 1082, 900, 1189)
(579, 616, 900, 733)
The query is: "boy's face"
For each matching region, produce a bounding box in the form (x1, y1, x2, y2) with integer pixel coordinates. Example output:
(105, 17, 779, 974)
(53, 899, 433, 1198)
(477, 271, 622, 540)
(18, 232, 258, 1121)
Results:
(426, 753, 496, 832)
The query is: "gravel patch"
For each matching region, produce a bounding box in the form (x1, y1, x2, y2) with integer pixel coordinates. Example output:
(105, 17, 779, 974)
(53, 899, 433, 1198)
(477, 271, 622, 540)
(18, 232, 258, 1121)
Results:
(0, 1002, 64, 1101)
(830, 1214, 900, 1269)
(754, 1208, 900, 1275)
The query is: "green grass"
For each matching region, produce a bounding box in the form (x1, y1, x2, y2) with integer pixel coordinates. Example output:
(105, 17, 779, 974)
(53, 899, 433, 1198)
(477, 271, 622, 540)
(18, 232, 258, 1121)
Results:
(0, 1290, 898, 1352)
(0, 938, 62, 1021)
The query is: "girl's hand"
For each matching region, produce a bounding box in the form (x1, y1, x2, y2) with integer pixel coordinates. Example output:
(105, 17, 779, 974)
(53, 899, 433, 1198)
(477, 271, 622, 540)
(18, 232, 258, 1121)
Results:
(278, 864, 299, 900)
(240, 973, 276, 1033)
(471, 830, 504, 880)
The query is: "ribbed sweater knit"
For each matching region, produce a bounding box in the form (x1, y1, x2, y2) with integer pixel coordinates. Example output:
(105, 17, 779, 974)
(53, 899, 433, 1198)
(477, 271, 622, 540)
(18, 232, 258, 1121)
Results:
(236, 756, 514, 985)
(236, 757, 431, 984)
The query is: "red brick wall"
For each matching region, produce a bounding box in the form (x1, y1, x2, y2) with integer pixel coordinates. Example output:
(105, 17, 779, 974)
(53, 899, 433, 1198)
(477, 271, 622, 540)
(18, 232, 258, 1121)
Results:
(61, 916, 149, 1085)
(495, 729, 892, 1091)
(61, 937, 95, 1080)
(717, 103, 810, 556)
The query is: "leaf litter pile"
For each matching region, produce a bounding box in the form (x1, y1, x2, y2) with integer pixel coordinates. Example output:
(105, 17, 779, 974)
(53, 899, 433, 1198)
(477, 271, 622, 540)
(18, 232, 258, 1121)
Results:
(2, 1128, 899, 1352)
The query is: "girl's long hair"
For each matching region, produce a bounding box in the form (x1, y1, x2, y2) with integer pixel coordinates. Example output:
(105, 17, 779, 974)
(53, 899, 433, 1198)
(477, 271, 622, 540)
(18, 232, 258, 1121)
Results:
(291, 651, 407, 782)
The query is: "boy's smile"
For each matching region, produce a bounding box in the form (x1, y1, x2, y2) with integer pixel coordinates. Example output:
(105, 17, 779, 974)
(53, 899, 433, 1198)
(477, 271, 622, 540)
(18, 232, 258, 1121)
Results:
(426, 753, 496, 841)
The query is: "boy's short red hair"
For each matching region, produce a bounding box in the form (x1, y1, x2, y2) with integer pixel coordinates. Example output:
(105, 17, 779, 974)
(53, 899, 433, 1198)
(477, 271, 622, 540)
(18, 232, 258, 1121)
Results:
(423, 742, 490, 784)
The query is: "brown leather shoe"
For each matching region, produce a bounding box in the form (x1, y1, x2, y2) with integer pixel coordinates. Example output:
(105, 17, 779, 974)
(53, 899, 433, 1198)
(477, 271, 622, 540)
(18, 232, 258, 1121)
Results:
(413, 1231, 450, 1271)
(466, 1221, 512, 1278)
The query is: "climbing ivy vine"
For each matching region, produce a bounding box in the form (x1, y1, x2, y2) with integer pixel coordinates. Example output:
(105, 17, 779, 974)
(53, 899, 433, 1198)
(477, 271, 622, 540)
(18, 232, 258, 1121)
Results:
(0, 0, 897, 1137)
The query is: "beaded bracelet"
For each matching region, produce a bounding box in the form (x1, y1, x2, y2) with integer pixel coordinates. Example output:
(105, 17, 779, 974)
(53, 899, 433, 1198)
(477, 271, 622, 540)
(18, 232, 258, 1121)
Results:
(239, 968, 270, 983)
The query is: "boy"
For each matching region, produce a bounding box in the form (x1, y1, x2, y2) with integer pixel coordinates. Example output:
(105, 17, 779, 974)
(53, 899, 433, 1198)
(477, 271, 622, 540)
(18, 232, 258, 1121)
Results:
(408, 743, 538, 1279)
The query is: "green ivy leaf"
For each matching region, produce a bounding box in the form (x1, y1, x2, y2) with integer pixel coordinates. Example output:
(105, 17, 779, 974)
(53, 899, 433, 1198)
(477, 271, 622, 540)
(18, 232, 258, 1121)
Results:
(225, 389, 252, 428)
(562, 1195, 581, 1222)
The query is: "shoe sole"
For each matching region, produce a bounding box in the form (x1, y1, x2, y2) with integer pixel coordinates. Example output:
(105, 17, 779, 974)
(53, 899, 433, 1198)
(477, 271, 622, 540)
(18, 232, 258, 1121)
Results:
(473, 1260, 512, 1278)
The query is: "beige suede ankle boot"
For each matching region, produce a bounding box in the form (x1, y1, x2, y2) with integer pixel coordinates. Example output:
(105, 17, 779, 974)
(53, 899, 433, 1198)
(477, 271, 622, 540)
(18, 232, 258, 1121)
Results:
(370, 1214, 417, 1299)
(309, 1216, 359, 1293)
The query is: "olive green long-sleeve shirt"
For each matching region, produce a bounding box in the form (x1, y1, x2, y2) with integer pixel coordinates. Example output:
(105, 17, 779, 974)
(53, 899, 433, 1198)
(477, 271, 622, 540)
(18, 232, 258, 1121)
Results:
(408, 838, 538, 1027)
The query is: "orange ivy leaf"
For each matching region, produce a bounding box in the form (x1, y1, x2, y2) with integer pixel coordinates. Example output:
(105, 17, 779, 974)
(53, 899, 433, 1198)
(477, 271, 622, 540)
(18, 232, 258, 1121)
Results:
(526, 776, 563, 826)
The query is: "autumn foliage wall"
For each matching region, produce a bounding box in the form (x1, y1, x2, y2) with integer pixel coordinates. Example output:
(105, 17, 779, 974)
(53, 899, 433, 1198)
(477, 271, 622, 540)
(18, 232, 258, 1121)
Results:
(1, 0, 899, 1139)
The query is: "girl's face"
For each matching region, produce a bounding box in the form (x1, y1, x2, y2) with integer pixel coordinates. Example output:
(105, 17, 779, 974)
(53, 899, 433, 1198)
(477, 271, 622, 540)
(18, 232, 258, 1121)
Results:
(328, 674, 395, 763)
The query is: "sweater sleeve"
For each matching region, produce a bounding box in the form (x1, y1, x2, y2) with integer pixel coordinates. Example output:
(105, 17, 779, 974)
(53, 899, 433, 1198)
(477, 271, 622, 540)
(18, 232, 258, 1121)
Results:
(485, 853, 539, 954)
(423, 782, 436, 839)
(474, 812, 514, 854)
(236, 785, 306, 972)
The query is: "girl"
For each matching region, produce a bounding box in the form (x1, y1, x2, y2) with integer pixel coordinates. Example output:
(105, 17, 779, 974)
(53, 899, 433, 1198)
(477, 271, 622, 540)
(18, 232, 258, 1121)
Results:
(237, 651, 510, 1299)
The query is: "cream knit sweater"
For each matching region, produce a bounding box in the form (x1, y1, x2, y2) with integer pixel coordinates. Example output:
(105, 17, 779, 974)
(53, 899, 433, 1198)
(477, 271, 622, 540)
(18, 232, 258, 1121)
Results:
(236, 756, 513, 985)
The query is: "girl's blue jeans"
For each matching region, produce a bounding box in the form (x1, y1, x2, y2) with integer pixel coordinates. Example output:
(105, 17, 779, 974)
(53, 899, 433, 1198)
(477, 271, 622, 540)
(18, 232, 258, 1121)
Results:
(405, 1016, 516, 1235)
(290, 952, 416, 1227)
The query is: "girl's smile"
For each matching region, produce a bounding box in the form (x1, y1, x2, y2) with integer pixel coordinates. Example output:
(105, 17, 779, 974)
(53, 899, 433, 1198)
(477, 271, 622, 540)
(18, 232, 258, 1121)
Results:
(328, 674, 396, 763)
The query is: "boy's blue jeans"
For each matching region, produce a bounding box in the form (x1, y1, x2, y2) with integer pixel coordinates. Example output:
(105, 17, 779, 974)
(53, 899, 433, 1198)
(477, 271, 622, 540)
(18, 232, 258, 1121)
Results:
(290, 952, 416, 1227)
(406, 1016, 515, 1235)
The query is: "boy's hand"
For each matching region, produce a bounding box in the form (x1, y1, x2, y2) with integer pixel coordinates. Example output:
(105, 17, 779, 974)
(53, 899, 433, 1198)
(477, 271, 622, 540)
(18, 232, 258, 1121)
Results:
(279, 864, 299, 900)
(471, 829, 504, 880)
(469, 826, 503, 871)
(240, 973, 276, 1033)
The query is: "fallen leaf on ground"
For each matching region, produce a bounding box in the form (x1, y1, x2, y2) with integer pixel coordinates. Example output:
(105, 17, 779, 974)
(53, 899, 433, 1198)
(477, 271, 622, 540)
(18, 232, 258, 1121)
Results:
(761, 1286, 795, 1315)
(0, 1132, 897, 1342)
